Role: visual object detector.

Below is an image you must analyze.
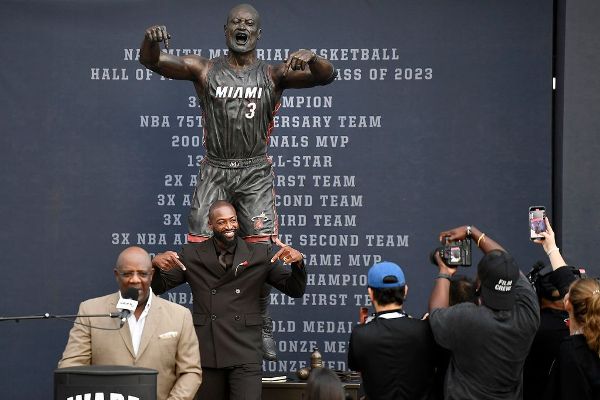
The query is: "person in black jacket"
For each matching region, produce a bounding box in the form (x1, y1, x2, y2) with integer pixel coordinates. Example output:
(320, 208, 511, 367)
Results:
(523, 218, 572, 400)
(526, 217, 600, 399)
(545, 276, 600, 400)
(151, 200, 307, 400)
(348, 261, 437, 400)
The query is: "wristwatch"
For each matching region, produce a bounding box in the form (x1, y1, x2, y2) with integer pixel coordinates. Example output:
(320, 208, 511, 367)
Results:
(466, 225, 472, 238)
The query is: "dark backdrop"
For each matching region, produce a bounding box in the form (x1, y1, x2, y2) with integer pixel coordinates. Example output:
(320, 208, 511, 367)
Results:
(0, 1, 558, 398)
(555, 0, 600, 273)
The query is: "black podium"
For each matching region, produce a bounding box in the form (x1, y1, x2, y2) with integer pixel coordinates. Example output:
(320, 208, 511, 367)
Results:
(54, 365, 158, 400)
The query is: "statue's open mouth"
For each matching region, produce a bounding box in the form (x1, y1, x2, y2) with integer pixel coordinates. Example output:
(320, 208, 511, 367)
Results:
(235, 32, 248, 45)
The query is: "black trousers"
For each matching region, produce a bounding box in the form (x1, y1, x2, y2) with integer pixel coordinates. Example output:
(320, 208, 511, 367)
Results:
(196, 364, 262, 400)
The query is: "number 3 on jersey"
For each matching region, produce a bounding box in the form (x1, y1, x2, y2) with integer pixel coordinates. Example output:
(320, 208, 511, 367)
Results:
(245, 102, 256, 119)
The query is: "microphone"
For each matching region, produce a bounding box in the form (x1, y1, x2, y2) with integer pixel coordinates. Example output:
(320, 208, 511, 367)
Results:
(116, 287, 139, 326)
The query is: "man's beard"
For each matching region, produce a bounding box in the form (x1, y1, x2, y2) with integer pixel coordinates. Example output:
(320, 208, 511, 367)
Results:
(213, 228, 238, 245)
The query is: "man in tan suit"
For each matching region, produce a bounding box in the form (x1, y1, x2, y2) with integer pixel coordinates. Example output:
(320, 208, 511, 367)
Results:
(58, 246, 202, 400)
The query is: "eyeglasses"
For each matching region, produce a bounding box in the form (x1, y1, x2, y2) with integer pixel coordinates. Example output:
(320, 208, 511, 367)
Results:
(117, 271, 152, 279)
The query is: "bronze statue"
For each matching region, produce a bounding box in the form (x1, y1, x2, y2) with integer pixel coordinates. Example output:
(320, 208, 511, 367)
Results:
(139, 3, 335, 386)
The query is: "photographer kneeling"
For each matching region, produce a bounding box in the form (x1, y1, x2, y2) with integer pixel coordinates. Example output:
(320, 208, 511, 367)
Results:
(428, 225, 540, 400)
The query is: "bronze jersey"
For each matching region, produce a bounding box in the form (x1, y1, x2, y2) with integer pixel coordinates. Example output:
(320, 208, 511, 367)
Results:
(200, 56, 280, 160)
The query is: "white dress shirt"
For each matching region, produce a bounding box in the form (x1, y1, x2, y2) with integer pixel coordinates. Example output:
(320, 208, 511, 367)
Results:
(119, 288, 153, 356)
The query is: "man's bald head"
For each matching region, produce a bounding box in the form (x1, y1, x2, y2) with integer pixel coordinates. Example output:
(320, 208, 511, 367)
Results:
(224, 3, 262, 54)
(208, 200, 236, 221)
(114, 246, 154, 305)
(115, 246, 152, 270)
(227, 4, 261, 27)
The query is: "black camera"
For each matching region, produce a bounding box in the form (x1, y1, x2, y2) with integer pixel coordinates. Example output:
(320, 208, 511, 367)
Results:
(430, 238, 472, 267)
(527, 261, 588, 300)
(526, 261, 547, 286)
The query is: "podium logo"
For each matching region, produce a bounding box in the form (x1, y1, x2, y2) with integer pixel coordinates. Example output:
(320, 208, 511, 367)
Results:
(66, 394, 139, 400)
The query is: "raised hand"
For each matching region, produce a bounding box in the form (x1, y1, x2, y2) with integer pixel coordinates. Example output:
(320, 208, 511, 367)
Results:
(152, 251, 186, 271)
(284, 49, 317, 76)
(145, 25, 171, 49)
(271, 245, 304, 265)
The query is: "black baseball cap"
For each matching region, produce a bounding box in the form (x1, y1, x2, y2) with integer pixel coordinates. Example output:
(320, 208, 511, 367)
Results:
(478, 250, 520, 310)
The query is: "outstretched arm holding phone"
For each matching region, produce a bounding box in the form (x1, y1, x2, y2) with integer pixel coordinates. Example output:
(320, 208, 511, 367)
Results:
(533, 217, 567, 270)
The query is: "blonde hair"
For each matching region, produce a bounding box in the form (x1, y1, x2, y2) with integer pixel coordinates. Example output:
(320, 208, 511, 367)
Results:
(568, 278, 600, 356)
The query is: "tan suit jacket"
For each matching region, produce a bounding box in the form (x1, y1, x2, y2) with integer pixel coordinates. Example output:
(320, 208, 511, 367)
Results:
(58, 292, 202, 400)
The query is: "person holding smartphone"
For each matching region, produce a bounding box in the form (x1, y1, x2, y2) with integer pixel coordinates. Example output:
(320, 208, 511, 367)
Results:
(523, 217, 572, 399)
(525, 217, 599, 399)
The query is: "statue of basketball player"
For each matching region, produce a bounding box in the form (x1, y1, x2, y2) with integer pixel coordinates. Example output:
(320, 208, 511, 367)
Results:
(140, 3, 336, 361)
